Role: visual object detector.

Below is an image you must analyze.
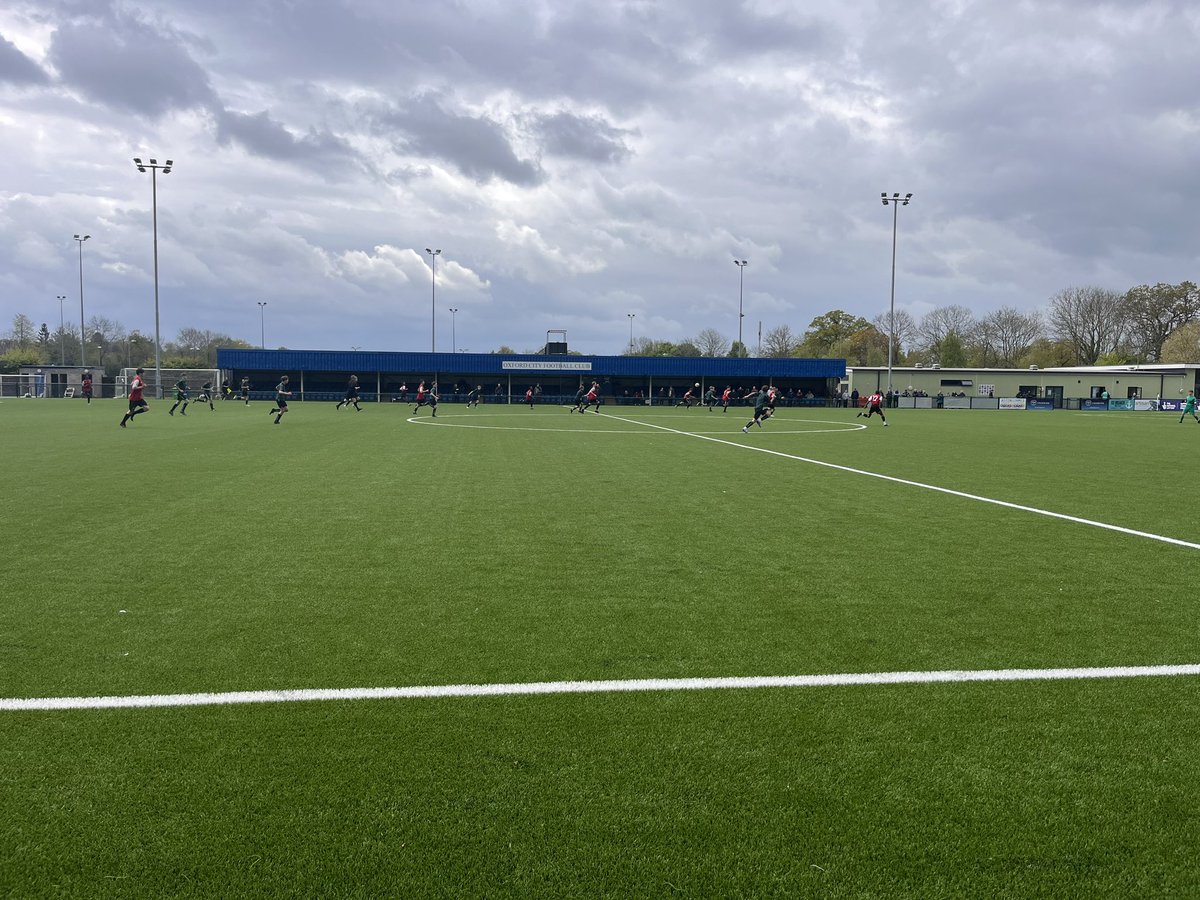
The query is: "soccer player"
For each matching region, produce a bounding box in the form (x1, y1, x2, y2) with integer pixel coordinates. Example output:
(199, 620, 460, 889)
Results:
(466, 385, 482, 408)
(413, 383, 439, 417)
(579, 381, 601, 414)
(222, 379, 233, 401)
(720, 385, 732, 413)
(524, 386, 535, 408)
(336, 374, 362, 411)
(676, 384, 699, 409)
(168, 377, 190, 416)
(857, 390, 888, 425)
(570, 383, 587, 413)
(119, 367, 149, 428)
(268, 375, 292, 424)
(412, 381, 429, 413)
(1180, 390, 1200, 424)
(240, 376, 251, 405)
(81, 372, 93, 404)
(704, 385, 718, 411)
(741, 386, 776, 432)
(197, 381, 215, 410)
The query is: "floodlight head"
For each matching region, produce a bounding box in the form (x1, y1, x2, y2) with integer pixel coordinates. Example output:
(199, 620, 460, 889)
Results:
(881, 192, 888, 199)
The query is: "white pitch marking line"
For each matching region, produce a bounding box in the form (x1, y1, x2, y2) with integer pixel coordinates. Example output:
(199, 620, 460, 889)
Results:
(409, 413, 861, 436)
(602, 412, 1200, 551)
(4, 664, 1200, 711)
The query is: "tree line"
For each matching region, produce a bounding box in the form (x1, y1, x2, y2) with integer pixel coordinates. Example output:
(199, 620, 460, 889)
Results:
(5, 281, 1197, 373)
(0, 314, 252, 375)
(620, 281, 1200, 368)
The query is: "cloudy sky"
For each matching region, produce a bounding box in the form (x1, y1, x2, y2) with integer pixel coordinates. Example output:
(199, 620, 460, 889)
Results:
(2, 0, 1198, 355)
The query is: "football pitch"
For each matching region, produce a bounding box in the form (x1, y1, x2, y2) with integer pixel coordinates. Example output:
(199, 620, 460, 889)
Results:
(3, 397, 1199, 897)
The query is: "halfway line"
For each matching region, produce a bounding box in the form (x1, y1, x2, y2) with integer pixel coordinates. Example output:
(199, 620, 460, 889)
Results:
(602, 412, 1200, 551)
(4, 664, 1200, 711)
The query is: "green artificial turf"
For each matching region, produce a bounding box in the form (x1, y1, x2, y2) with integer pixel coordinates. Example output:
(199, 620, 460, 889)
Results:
(2, 397, 1199, 897)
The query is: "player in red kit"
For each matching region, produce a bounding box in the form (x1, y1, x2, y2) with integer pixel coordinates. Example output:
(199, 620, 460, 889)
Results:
(119, 367, 150, 427)
(857, 390, 888, 425)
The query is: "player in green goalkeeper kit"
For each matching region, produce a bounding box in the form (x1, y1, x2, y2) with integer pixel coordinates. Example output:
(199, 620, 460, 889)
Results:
(1181, 391, 1199, 424)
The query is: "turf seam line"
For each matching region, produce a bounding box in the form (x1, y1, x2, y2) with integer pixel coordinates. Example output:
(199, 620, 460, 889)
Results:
(4, 664, 1200, 711)
(601, 412, 1200, 551)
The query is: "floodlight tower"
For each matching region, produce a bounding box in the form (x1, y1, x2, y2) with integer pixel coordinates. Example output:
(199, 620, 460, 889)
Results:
(733, 259, 748, 346)
(881, 192, 913, 397)
(425, 248, 441, 352)
(133, 157, 173, 398)
(73, 234, 90, 367)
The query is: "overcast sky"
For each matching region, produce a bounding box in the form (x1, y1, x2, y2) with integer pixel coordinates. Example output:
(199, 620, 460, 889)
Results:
(2, 0, 1198, 355)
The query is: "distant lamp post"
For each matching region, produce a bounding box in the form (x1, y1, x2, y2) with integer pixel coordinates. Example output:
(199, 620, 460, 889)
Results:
(95, 344, 104, 370)
(73, 235, 90, 367)
(133, 157, 173, 398)
(449, 308, 458, 353)
(56, 295, 66, 365)
(881, 192, 914, 396)
(627, 313, 635, 353)
(425, 248, 441, 352)
(733, 259, 748, 347)
(257, 301, 267, 349)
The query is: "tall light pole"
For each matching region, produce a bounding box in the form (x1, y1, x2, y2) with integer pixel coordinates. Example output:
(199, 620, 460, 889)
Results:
(733, 259, 748, 347)
(881, 192, 913, 397)
(56, 295, 66, 365)
(627, 313, 635, 353)
(257, 301, 267, 349)
(134, 157, 173, 398)
(73, 234, 90, 367)
(425, 248, 441, 352)
(448, 307, 458, 352)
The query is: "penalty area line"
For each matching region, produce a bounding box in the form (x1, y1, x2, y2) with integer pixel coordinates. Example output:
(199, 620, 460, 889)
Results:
(602, 412, 1200, 552)
(4, 664, 1200, 711)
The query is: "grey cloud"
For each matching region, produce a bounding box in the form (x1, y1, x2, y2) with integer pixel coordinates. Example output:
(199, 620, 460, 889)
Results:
(215, 108, 359, 171)
(375, 94, 543, 186)
(0, 35, 48, 85)
(47, 11, 216, 117)
(533, 111, 633, 164)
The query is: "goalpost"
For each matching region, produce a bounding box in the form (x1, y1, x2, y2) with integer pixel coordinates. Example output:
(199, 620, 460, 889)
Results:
(118, 368, 223, 399)
(0, 373, 43, 398)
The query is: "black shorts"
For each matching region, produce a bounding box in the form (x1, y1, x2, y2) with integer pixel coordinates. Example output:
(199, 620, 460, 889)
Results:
(128, 398, 148, 412)
(277, 399, 288, 409)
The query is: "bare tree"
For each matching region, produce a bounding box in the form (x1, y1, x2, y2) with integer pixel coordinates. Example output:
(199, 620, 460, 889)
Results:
(915, 305, 975, 361)
(1047, 286, 1127, 365)
(762, 324, 797, 358)
(977, 307, 1044, 367)
(87, 315, 127, 344)
(870, 309, 917, 360)
(693, 328, 730, 358)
